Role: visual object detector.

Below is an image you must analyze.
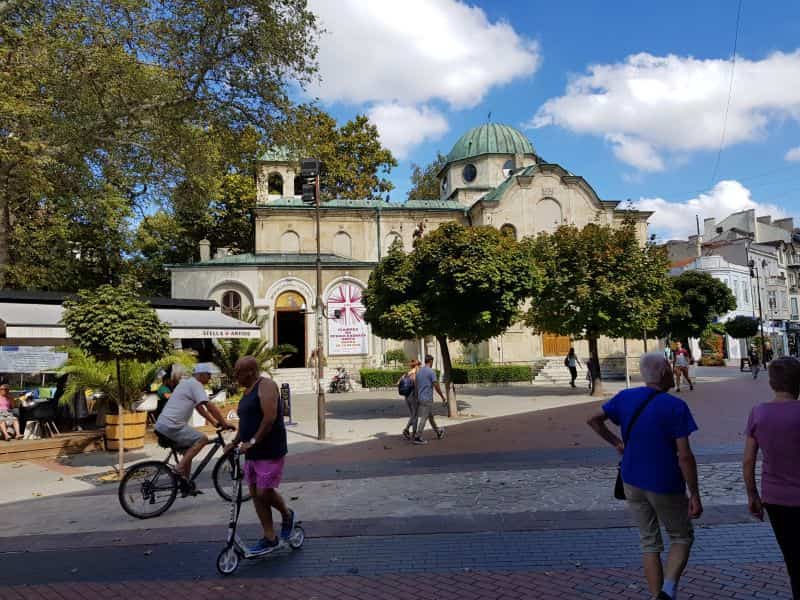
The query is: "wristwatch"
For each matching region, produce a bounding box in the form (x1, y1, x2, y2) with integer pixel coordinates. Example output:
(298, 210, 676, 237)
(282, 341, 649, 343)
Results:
(249, 437, 257, 445)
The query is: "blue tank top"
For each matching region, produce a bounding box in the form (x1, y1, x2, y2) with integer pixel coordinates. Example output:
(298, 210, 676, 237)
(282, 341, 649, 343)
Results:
(236, 377, 287, 461)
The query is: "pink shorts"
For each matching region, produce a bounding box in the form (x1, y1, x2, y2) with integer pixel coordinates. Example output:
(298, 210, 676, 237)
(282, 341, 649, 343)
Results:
(243, 457, 285, 490)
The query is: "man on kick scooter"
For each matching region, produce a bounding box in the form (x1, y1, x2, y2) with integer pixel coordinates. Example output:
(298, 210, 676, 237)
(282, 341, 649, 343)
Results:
(227, 355, 296, 555)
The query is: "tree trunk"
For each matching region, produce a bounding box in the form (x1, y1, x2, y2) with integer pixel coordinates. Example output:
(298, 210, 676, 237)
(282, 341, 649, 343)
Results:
(642, 330, 648, 352)
(588, 336, 603, 396)
(0, 192, 10, 288)
(116, 357, 125, 478)
(436, 335, 457, 418)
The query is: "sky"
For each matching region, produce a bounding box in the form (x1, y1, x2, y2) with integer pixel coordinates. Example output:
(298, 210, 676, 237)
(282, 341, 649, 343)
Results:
(301, 0, 800, 241)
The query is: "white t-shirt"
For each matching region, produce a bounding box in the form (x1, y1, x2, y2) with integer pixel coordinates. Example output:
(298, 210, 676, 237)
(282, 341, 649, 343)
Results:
(156, 377, 208, 429)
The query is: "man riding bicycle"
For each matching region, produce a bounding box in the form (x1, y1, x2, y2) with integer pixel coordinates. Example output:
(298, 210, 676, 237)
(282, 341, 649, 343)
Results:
(154, 363, 232, 482)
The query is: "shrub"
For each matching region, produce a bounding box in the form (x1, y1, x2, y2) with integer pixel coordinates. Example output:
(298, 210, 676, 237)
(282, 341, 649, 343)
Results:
(450, 365, 531, 384)
(699, 354, 725, 366)
(360, 369, 405, 388)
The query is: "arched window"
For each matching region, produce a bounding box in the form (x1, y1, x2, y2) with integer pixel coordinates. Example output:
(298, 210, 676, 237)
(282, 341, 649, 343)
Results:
(221, 291, 242, 319)
(280, 230, 300, 253)
(293, 175, 303, 196)
(333, 231, 352, 257)
(500, 224, 517, 240)
(268, 172, 284, 195)
(502, 159, 514, 178)
(536, 198, 563, 234)
(384, 232, 403, 253)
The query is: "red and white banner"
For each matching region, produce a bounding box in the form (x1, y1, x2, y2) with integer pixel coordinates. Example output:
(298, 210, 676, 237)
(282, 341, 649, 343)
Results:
(327, 284, 368, 355)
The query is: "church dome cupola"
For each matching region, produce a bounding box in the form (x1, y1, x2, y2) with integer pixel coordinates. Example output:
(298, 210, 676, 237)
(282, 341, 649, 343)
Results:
(446, 123, 536, 164)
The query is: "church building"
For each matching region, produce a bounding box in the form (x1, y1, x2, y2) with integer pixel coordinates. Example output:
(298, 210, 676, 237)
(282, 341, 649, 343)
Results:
(169, 123, 653, 376)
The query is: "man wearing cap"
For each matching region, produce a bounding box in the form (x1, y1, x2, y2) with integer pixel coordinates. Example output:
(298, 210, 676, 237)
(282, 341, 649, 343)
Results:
(154, 363, 232, 482)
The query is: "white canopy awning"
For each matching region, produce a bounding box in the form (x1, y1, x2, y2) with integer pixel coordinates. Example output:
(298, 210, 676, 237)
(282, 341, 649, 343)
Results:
(0, 303, 261, 345)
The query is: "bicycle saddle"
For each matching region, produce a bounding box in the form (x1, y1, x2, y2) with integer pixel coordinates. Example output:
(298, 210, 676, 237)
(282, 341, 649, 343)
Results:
(155, 431, 176, 449)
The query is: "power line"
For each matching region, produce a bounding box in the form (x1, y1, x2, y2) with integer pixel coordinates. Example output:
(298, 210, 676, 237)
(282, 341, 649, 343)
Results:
(709, 0, 743, 187)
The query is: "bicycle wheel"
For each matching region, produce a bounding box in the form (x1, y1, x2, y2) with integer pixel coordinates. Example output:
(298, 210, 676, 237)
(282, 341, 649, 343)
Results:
(118, 460, 178, 519)
(213, 451, 252, 503)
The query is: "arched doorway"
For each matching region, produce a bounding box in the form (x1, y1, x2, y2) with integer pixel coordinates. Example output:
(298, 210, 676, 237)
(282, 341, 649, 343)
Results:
(274, 291, 306, 368)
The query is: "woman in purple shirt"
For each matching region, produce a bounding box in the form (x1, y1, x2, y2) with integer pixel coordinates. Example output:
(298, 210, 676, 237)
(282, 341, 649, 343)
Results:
(743, 356, 800, 599)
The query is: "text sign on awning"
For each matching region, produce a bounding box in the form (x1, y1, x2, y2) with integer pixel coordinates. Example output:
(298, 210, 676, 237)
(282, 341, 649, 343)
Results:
(177, 328, 260, 339)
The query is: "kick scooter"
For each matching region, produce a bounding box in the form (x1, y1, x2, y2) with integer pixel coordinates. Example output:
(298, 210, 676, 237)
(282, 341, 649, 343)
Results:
(216, 449, 305, 576)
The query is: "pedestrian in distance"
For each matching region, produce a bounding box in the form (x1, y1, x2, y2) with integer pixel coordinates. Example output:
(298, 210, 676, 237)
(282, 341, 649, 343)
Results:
(742, 356, 800, 599)
(587, 352, 702, 600)
(749, 345, 761, 380)
(672, 341, 694, 392)
(764, 341, 774, 366)
(225, 356, 295, 555)
(413, 354, 446, 445)
(564, 347, 582, 388)
(399, 359, 420, 441)
(586, 352, 601, 395)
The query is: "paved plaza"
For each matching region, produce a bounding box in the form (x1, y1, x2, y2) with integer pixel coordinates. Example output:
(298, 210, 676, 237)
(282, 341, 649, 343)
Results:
(0, 367, 791, 598)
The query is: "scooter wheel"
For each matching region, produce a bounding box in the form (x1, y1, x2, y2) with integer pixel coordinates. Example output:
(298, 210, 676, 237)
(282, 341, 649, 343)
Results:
(216, 546, 240, 576)
(288, 525, 305, 549)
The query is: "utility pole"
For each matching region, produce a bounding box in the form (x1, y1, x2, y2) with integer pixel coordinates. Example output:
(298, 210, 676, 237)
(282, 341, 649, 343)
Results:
(301, 159, 326, 440)
(749, 258, 767, 363)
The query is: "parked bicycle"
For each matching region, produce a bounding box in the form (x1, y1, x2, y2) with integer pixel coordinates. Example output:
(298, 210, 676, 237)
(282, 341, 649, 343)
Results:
(118, 428, 251, 519)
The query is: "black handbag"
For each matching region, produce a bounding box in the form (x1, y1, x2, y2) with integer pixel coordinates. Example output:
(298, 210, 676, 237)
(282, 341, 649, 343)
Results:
(614, 388, 660, 500)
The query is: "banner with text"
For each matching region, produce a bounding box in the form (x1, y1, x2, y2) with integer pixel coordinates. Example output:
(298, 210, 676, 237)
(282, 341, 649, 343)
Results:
(327, 284, 368, 356)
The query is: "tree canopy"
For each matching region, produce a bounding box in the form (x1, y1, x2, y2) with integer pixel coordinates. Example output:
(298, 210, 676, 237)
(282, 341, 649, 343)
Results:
(62, 281, 172, 363)
(1, 0, 320, 288)
(407, 152, 447, 200)
(364, 222, 534, 414)
(273, 105, 397, 200)
(521, 220, 672, 394)
(724, 315, 760, 340)
(657, 270, 737, 340)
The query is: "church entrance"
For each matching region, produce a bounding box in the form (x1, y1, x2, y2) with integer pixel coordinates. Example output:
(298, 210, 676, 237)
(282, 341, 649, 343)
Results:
(274, 291, 306, 368)
(542, 333, 572, 356)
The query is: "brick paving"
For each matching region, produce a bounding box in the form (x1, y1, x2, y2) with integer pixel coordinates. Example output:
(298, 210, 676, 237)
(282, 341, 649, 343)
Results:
(0, 370, 789, 598)
(0, 564, 791, 600)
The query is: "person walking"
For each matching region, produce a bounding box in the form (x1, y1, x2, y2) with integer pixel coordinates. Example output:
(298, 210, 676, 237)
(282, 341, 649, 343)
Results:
(564, 348, 581, 388)
(413, 355, 446, 445)
(748, 345, 762, 380)
(742, 357, 800, 599)
(587, 353, 702, 600)
(227, 356, 296, 555)
(399, 359, 420, 440)
(672, 341, 694, 392)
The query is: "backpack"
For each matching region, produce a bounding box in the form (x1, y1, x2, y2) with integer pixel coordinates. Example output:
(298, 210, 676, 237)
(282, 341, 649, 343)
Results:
(398, 374, 414, 397)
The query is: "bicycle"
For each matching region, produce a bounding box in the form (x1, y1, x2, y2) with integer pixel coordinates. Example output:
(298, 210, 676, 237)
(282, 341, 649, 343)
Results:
(118, 428, 251, 519)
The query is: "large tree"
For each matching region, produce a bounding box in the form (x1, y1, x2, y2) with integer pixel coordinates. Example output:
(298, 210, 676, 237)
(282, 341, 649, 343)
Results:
(273, 105, 397, 200)
(657, 270, 737, 341)
(407, 152, 447, 200)
(364, 222, 534, 416)
(1, 0, 320, 287)
(522, 220, 672, 395)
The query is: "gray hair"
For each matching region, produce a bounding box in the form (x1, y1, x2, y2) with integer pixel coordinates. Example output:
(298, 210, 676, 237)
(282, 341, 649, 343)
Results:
(640, 352, 671, 384)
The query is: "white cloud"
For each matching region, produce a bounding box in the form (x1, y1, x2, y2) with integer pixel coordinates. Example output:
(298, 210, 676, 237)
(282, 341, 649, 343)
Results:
(307, 0, 539, 156)
(530, 51, 800, 170)
(636, 180, 787, 240)
(607, 134, 665, 172)
(366, 103, 449, 158)
(309, 0, 540, 108)
(786, 146, 800, 161)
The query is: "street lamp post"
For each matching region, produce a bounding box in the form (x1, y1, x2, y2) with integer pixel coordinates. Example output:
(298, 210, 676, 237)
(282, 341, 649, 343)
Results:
(301, 158, 326, 440)
(749, 259, 767, 363)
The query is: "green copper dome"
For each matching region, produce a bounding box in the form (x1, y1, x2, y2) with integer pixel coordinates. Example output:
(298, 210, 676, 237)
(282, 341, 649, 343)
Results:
(446, 123, 535, 164)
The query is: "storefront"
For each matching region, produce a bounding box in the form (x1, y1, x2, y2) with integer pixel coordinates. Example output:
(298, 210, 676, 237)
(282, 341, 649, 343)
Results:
(788, 322, 800, 357)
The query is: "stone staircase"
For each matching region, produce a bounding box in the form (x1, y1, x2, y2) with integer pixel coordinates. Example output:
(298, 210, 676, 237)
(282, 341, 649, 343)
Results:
(531, 357, 586, 385)
(271, 368, 362, 395)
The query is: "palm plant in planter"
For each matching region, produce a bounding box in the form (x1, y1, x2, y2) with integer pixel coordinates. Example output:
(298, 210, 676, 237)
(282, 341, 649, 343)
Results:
(61, 281, 173, 476)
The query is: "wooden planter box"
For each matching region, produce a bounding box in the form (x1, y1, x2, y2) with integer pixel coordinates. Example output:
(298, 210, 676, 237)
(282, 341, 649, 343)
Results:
(105, 410, 147, 450)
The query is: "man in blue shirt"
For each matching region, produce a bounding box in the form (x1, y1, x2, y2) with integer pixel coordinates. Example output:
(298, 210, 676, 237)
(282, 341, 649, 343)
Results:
(587, 352, 702, 600)
(413, 355, 446, 445)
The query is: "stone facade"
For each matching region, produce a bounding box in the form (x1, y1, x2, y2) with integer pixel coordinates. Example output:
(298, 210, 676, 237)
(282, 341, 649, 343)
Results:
(170, 123, 653, 372)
